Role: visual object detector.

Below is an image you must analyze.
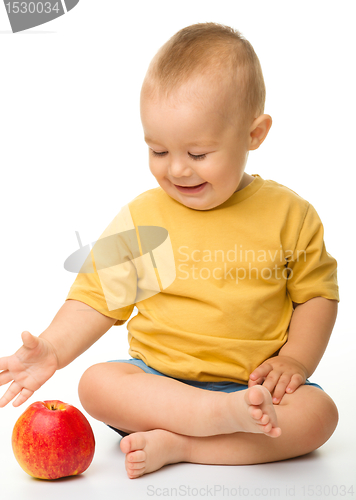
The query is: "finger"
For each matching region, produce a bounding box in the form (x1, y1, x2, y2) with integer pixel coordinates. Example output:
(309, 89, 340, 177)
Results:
(0, 380, 22, 408)
(0, 370, 12, 387)
(12, 388, 34, 407)
(285, 373, 305, 394)
(261, 371, 281, 395)
(271, 375, 292, 404)
(249, 363, 273, 382)
(21, 331, 39, 349)
(248, 377, 265, 387)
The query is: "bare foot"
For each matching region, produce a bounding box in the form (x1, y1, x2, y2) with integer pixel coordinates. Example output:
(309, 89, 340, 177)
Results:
(120, 429, 189, 479)
(119, 386, 281, 478)
(236, 385, 281, 438)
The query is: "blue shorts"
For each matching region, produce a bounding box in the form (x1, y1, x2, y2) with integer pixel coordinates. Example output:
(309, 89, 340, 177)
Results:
(104, 357, 323, 437)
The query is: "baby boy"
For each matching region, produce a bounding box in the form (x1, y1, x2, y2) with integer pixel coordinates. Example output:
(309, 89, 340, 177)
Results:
(0, 22, 339, 479)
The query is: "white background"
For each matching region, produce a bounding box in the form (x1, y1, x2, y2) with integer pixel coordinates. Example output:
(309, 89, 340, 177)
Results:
(0, 1, 355, 499)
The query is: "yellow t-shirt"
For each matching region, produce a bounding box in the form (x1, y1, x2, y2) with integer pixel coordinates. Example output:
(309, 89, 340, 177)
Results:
(65, 174, 339, 383)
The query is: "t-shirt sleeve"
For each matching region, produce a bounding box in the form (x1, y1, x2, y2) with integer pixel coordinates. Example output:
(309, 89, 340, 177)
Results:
(65, 253, 136, 326)
(65, 205, 138, 325)
(286, 202, 340, 304)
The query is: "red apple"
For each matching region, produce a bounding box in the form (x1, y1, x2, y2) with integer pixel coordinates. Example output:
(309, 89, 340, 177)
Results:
(12, 400, 95, 480)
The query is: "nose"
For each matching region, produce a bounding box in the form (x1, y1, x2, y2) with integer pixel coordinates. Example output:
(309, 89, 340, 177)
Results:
(168, 156, 194, 178)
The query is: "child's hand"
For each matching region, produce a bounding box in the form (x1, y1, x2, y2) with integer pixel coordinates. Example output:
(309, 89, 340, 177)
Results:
(0, 331, 59, 408)
(248, 355, 308, 404)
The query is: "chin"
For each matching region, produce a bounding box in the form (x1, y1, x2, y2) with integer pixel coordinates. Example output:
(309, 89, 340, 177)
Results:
(177, 196, 216, 211)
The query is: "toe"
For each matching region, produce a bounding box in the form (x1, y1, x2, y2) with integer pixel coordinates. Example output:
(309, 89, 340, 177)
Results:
(120, 435, 132, 454)
(268, 426, 282, 438)
(127, 463, 146, 479)
(120, 432, 146, 454)
(260, 413, 270, 425)
(261, 422, 272, 433)
(245, 385, 266, 406)
(249, 406, 263, 420)
(128, 470, 143, 479)
(126, 460, 146, 471)
(127, 450, 146, 462)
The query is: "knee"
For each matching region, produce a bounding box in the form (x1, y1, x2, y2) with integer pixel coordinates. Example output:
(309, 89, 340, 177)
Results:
(311, 392, 339, 450)
(78, 363, 105, 414)
(323, 394, 339, 436)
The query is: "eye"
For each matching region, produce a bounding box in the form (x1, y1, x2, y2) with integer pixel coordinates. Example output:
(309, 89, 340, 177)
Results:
(189, 153, 206, 160)
(151, 150, 167, 157)
(150, 150, 206, 161)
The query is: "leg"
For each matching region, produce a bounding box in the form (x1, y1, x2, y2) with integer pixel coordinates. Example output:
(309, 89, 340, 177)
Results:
(78, 362, 281, 438)
(120, 385, 338, 478)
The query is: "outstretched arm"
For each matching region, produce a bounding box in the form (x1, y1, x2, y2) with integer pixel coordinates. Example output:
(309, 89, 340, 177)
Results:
(249, 297, 338, 403)
(0, 300, 116, 408)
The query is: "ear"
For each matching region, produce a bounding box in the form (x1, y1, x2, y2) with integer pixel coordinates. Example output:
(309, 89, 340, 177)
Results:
(249, 114, 272, 151)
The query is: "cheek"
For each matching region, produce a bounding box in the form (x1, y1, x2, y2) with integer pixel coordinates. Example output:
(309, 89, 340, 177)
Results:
(149, 159, 166, 180)
(204, 161, 231, 185)
(148, 159, 159, 176)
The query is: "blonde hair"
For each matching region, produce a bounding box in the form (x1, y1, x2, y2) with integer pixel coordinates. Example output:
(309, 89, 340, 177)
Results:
(141, 22, 266, 126)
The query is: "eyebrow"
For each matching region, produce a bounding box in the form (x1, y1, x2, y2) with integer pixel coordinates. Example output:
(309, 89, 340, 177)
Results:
(144, 137, 219, 147)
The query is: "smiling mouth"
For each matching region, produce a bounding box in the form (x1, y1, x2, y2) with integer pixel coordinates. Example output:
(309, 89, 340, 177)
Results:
(175, 183, 205, 187)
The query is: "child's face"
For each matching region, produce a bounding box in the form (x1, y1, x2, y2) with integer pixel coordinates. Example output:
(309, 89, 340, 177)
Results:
(140, 81, 253, 211)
